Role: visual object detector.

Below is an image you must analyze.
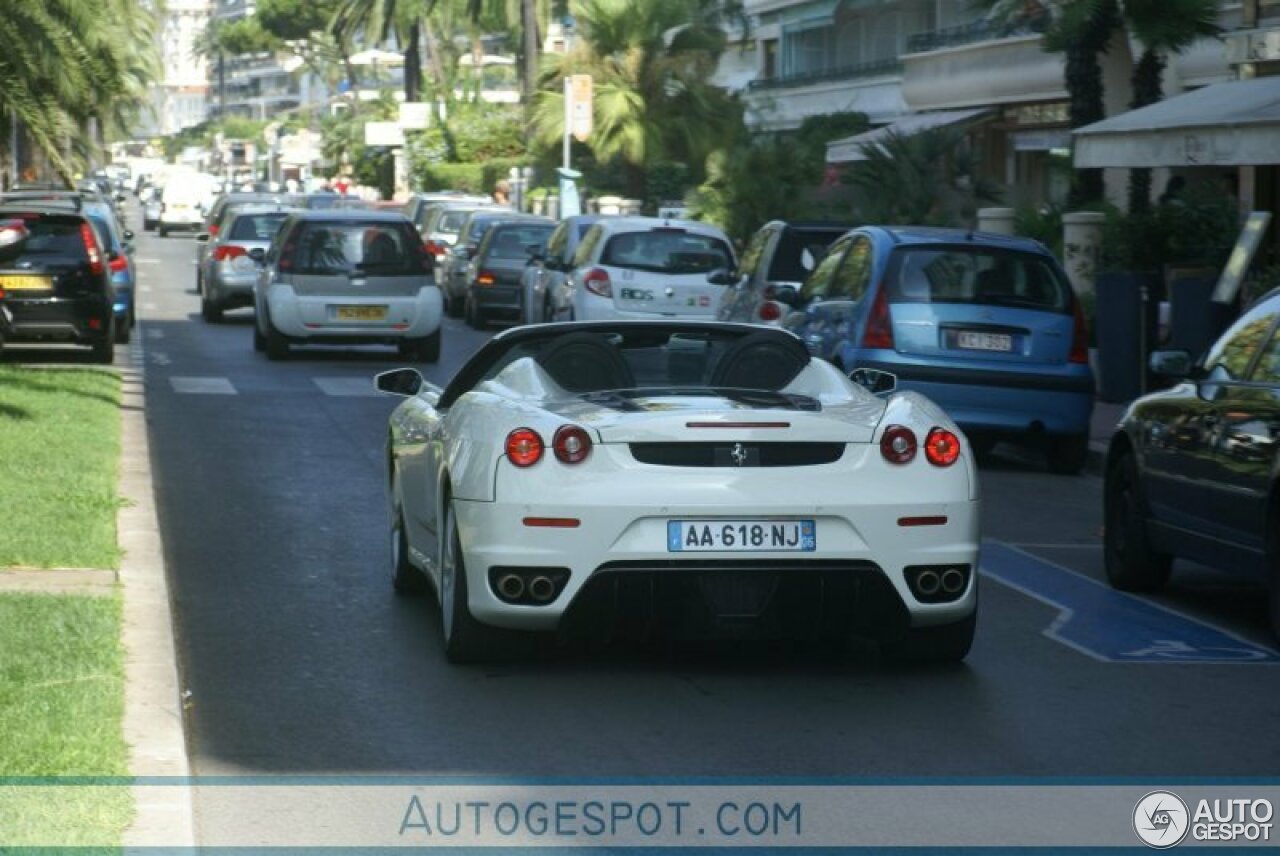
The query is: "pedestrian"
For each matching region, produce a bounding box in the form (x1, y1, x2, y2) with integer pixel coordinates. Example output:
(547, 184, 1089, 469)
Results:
(492, 179, 511, 207)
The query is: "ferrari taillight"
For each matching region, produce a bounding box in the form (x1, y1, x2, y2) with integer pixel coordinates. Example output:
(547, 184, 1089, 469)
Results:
(505, 428, 544, 467)
(880, 425, 917, 464)
(553, 425, 592, 464)
(924, 428, 961, 467)
(758, 302, 782, 322)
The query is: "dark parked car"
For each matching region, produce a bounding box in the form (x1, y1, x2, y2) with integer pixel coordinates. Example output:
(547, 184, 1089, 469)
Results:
(0, 202, 116, 362)
(718, 220, 851, 326)
(781, 226, 1094, 473)
(437, 210, 539, 317)
(1105, 290, 1280, 642)
(463, 218, 554, 328)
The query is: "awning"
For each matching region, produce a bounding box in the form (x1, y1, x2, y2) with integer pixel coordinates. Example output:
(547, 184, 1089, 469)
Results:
(1073, 77, 1280, 168)
(826, 108, 990, 164)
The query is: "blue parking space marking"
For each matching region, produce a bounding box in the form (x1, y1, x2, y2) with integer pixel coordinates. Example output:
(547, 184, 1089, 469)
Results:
(980, 541, 1280, 664)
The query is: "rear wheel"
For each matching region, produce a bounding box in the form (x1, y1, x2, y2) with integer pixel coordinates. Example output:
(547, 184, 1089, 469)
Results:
(201, 296, 223, 323)
(1046, 432, 1088, 475)
(265, 323, 290, 360)
(90, 322, 114, 365)
(465, 297, 485, 330)
(114, 315, 131, 344)
(252, 320, 266, 352)
(881, 612, 975, 664)
(158, 224, 168, 238)
(440, 503, 500, 663)
(1104, 450, 1172, 591)
(398, 328, 441, 362)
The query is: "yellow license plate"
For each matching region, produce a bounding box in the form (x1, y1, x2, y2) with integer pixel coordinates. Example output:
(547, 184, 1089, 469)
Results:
(335, 305, 387, 321)
(0, 275, 53, 291)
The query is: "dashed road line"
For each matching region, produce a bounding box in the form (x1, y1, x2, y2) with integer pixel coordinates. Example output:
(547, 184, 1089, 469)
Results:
(313, 377, 380, 397)
(170, 376, 237, 395)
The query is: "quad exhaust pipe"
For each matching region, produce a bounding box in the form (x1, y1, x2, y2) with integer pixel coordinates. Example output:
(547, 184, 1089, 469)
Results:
(940, 568, 966, 595)
(914, 570, 941, 597)
(527, 575, 557, 603)
(496, 573, 526, 601)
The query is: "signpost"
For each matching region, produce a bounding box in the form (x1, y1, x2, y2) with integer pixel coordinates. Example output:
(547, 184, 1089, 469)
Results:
(560, 74, 591, 218)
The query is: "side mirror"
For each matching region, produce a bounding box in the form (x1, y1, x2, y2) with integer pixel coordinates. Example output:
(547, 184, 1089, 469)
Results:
(1149, 349, 1192, 379)
(526, 244, 545, 263)
(773, 284, 800, 306)
(706, 268, 738, 286)
(195, 233, 211, 243)
(375, 368, 424, 397)
(123, 229, 135, 242)
(248, 248, 266, 264)
(464, 245, 479, 259)
(849, 367, 897, 395)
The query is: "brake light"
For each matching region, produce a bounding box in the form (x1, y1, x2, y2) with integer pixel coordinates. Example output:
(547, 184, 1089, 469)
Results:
(862, 286, 894, 349)
(924, 428, 961, 467)
(424, 240, 445, 257)
(582, 267, 612, 297)
(506, 428, 544, 467)
(109, 255, 128, 273)
(758, 302, 782, 322)
(475, 270, 496, 286)
(208, 224, 220, 237)
(880, 425, 917, 464)
(213, 245, 247, 262)
(1069, 300, 1089, 364)
(553, 425, 592, 464)
(79, 222, 104, 275)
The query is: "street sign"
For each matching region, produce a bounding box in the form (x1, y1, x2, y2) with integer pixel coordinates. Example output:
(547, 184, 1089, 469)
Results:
(398, 102, 431, 130)
(569, 74, 593, 142)
(364, 122, 405, 147)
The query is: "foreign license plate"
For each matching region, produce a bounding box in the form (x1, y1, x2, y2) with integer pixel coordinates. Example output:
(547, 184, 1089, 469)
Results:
(335, 305, 387, 321)
(668, 519, 816, 553)
(956, 330, 1013, 352)
(0, 274, 53, 291)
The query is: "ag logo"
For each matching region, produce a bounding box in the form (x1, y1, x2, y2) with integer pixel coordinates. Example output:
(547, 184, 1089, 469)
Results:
(1134, 791, 1190, 849)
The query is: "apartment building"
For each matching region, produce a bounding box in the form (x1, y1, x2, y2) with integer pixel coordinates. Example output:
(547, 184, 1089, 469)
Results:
(211, 0, 304, 119)
(145, 0, 213, 136)
(735, 0, 1256, 208)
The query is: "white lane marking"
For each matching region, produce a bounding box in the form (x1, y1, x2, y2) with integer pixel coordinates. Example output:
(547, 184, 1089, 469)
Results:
(140, 285, 154, 293)
(313, 377, 380, 397)
(146, 329, 165, 340)
(135, 258, 161, 265)
(142, 303, 159, 312)
(170, 377, 237, 395)
(150, 352, 171, 366)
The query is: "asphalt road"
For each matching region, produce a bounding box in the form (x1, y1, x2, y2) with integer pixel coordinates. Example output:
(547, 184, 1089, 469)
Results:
(119, 213, 1280, 781)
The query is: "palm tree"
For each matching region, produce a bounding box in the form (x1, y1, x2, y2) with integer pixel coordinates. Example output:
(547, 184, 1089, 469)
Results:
(1122, 0, 1220, 212)
(330, 0, 437, 102)
(530, 0, 742, 199)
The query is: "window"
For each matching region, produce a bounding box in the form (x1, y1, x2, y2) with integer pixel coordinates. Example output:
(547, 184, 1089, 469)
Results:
(884, 247, 1072, 313)
(799, 236, 852, 302)
(601, 229, 733, 274)
(1204, 297, 1280, 382)
(762, 39, 779, 79)
(229, 212, 288, 241)
(484, 224, 554, 260)
(738, 228, 771, 280)
(288, 221, 424, 276)
(573, 225, 605, 267)
(827, 236, 873, 300)
(767, 228, 844, 283)
(544, 222, 568, 264)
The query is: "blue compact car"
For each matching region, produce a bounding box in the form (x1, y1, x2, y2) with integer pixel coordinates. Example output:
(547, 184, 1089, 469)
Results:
(781, 226, 1094, 473)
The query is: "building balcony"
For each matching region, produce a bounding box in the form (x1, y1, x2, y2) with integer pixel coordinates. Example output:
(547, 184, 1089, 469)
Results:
(743, 59, 906, 131)
(901, 32, 1065, 112)
(905, 16, 1048, 55)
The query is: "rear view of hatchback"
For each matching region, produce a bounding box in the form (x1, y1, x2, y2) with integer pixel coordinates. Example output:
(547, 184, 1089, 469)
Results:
(790, 227, 1093, 473)
(0, 207, 115, 362)
(564, 218, 737, 322)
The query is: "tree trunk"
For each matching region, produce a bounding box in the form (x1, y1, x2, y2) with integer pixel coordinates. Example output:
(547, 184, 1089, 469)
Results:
(404, 23, 422, 102)
(1065, 0, 1119, 208)
(1127, 49, 1165, 214)
(521, 0, 540, 102)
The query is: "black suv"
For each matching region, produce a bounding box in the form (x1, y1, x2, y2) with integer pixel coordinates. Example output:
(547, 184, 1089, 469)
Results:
(0, 200, 115, 363)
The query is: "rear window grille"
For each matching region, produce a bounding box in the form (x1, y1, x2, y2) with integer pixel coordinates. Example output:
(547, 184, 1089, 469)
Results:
(629, 442, 845, 467)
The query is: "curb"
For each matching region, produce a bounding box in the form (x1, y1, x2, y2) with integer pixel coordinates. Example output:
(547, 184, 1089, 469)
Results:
(118, 328, 195, 847)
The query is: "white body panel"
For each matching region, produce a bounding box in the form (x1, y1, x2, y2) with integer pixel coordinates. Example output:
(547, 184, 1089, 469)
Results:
(260, 280, 443, 339)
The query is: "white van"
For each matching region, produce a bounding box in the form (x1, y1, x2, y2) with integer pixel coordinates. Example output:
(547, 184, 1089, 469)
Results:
(158, 173, 220, 237)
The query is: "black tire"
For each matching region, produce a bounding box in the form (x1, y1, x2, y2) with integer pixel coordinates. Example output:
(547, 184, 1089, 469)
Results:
(90, 325, 114, 365)
(390, 502, 427, 595)
(201, 296, 223, 323)
(1104, 450, 1173, 591)
(196, 270, 203, 295)
(158, 225, 168, 238)
(252, 318, 266, 352)
(465, 297, 485, 330)
(265, 323, 290, 360)
(114, 315, 131, 344)
(881, 611, 976, 665)
(445, 292, 464, 319)
(399, 328, 441, 363)
(143, 219, 155, 232)
(1047, 432, 1088, 475)
(439, 502, 500, 664)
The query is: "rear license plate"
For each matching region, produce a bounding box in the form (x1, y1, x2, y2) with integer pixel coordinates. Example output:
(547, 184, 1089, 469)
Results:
(955, 331, 1013, 352)
(335, 305, 387, 321)
(0, 275, 53, 291)
(668, 520, 815, 552)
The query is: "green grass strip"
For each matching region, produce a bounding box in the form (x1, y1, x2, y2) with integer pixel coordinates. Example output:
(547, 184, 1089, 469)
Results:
(0, 366, 122, 569)
(0, 592, 132, 845)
